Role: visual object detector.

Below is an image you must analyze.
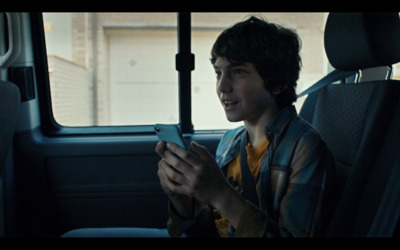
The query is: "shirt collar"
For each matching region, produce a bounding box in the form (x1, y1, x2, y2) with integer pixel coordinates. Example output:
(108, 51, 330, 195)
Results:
(265, 105, 297, 141)
(217, 105, 297, 168)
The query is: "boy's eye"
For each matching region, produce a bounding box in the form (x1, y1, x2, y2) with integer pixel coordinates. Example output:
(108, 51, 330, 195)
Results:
(233, 69, 245, 75)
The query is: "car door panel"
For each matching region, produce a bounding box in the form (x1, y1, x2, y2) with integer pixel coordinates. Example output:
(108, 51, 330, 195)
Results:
(13, 127, 223, 236)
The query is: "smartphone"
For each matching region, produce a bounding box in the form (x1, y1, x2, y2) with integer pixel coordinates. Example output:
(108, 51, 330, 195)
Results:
(154, 124, 189, 150)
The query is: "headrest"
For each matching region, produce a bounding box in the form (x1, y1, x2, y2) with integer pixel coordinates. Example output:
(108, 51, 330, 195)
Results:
(324, 12, 400, 71)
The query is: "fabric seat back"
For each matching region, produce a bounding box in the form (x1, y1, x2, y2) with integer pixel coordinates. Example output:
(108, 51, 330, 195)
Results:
(299, 12, 400, 237)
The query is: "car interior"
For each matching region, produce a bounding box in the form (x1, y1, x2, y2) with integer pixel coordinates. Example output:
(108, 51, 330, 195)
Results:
(0, 12, 399, 238)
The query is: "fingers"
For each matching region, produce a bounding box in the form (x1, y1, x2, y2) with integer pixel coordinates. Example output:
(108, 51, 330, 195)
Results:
(166, 142, 194, 160)
(157, 141, 225, 204)
(157, 141, 194, 165)
(156, 141, 195, 181)
(190, 141, 213, 160)
(165, 141, 217, 174)
(158, 159, 190, 196)
(166, 141, 208, 167)
(156, 141, 194, 197)
(155, 141, 166, 158)
(163, 149, 195, 179)
(158, 159, 180, 185)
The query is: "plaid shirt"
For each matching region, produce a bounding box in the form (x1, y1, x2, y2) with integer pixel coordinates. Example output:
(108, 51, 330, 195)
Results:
(167, 106, 334, 237)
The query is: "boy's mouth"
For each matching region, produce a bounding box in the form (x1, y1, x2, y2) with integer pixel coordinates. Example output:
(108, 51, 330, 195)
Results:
(222, 100, 239, 110)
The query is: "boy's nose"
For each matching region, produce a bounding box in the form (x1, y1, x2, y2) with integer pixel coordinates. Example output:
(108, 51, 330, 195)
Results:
(217, 75, 232, 94)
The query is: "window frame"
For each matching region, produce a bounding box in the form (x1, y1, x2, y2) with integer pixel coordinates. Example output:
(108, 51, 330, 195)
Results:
(32, 12, 196, 137)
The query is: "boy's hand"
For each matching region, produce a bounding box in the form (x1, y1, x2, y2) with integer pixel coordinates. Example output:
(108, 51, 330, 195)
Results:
(159, 141, 228, 206)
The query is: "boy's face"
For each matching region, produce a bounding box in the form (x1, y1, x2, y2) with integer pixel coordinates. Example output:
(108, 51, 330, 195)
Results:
(214, 57, 277, 124)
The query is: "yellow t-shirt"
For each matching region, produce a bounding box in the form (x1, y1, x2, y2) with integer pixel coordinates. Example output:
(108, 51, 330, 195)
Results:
(214, 138, 269, 237)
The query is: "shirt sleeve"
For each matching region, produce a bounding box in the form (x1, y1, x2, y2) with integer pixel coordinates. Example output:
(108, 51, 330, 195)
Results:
(279, 136, 334, 237)
(233, 200, 268, 237)
(234, 132, 334, 237)
(167, 200, 219, 237)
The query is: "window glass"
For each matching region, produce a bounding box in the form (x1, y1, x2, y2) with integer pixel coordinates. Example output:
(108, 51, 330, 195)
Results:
(43, 13, 178, 127)
(191, 12, 330, 130)
(44, 13, 364, 131)
(43, 12, 400, 130)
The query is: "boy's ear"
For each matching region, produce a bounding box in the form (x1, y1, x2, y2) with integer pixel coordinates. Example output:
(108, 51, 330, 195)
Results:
(271, 84, 288, 95)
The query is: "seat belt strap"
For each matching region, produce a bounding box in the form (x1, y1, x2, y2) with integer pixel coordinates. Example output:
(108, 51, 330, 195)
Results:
(240, 131, 259, 206)
(297, 69, 356, 98)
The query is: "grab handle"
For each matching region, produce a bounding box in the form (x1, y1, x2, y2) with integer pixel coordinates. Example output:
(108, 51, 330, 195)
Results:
(0, 12, 21, 69)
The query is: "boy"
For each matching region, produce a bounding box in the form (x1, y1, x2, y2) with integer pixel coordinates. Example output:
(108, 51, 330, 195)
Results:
(156, 16, 334, 237)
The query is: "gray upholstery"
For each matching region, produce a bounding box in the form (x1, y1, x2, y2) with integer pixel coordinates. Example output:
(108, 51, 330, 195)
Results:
(300, 12, 400, 237)
(0, 81, 20, 175)
(324, 12, 400, 71)
(313, 84, 373, 167)
(319, 81, 400, 236)
(0, 80, 20, 237)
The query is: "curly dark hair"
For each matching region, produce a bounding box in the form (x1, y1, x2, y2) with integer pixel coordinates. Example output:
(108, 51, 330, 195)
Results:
(210, 16, 302, 109)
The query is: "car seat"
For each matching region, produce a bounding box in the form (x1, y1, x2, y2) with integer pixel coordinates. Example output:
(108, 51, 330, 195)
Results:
(299, 12, 400, 237)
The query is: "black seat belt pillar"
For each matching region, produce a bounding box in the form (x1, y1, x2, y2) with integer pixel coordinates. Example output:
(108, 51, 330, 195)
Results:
(176, 12, 194, 134)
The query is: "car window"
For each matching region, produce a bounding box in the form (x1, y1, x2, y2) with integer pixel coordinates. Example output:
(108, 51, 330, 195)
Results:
(43, 13, 178, 127)
(42, 12, 341, 130)
(191, 12, 331, 129)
